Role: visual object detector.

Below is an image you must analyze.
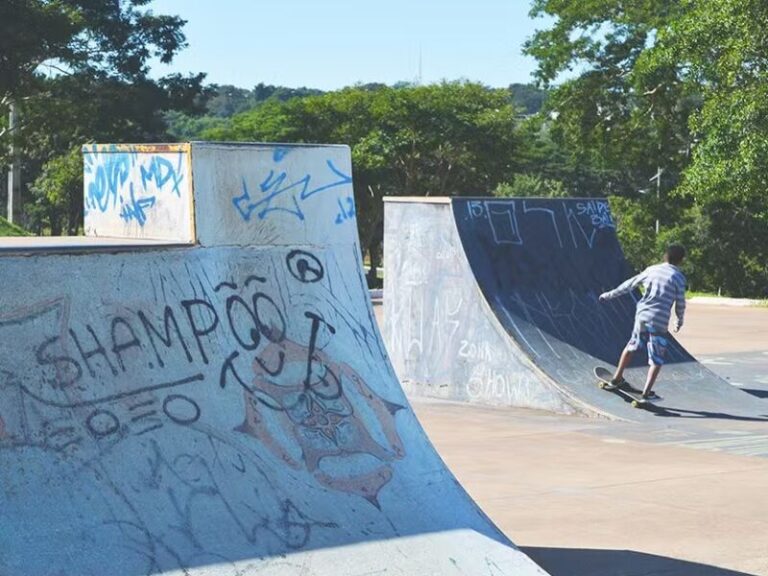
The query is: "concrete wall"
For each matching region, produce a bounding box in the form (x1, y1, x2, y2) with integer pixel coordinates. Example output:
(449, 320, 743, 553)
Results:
(82, 142, 358, 248)
(0, 146, 547, 575)
(384, 199, 576, 413)
(191, 142, 357, 247)
(83, 143, 194, 242)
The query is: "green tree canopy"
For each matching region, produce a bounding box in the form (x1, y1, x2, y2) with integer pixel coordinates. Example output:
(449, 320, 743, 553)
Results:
(0, 0, 189, 100)
(524, 0, 768, 296)
(642, 0, 768, 295)
(524, 0, 693, 197)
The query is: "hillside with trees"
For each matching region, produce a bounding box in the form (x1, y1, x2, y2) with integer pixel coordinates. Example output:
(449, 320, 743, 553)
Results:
(164, 83, 325, 140)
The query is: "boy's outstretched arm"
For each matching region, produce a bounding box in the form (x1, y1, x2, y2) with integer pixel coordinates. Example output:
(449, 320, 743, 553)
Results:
(673, 281, 687, 332)
(599, 270, 647, 301)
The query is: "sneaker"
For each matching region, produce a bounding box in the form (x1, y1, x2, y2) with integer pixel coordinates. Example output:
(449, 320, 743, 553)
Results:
(604, 377, 627, 391)
(640, 391, 662, 403)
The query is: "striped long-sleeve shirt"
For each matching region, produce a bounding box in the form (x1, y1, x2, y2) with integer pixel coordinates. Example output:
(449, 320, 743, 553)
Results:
(602, 263, 687, 332)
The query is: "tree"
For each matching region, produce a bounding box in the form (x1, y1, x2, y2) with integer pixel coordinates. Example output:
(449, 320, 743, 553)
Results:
(524, 0, 693, 197)
(0, 0, 189, 100)
(164, 83, 325, 141)
(0, 0, 205, 232)
(206, 85, 256, 117)
(508, 83, 548, 115)
(495, 173, 568, 198)
(523, 0, 768, 295)
(28, 145, 81, 235)
(639, 0, 768, 296)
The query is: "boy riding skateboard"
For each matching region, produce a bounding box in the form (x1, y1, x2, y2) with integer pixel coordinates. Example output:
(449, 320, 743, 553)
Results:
(598, 244, 687, 402)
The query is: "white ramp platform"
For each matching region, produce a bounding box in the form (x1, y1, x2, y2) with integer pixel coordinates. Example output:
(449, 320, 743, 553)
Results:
(0, 143, 547, 575)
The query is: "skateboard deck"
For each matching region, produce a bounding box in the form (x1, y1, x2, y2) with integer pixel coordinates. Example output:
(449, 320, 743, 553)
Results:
(594, 366, 651, 409)
(594, 366, 645, 393)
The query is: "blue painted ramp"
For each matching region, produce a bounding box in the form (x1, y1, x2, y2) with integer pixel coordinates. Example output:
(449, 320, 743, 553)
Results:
(451, 198, 767, 421)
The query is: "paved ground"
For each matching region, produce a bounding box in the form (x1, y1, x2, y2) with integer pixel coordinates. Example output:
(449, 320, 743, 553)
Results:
(698, 351, 768, 392)
(677, 304, 768, 395)
(675, 304, 768, 356)
(378, 301, 768, 575)
(413, 401, 768, 576)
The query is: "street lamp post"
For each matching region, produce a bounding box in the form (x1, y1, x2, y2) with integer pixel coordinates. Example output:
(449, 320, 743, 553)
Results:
(6, 101, 21, 224)
(649, 166, 663, 235)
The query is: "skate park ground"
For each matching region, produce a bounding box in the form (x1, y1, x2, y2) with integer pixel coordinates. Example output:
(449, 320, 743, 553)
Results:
(375, 301, 768, 575)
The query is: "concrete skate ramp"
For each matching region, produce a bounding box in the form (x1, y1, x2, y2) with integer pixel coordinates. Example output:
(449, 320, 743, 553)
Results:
(0, 145, 547, 576)
(384, 197, 767, 421)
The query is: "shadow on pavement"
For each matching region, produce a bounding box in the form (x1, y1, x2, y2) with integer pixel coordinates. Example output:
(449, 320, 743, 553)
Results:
(742, 388, 768, 399)
(649, 406, 768, 422)
(603, 388, 768, 421)
(522, 546, 758, 576)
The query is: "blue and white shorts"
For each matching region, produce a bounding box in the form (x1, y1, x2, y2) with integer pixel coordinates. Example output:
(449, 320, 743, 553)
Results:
(626, 321, 669, 366)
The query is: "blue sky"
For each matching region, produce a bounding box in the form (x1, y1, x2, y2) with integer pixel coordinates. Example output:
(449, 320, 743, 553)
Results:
(149, 0, 552, 90)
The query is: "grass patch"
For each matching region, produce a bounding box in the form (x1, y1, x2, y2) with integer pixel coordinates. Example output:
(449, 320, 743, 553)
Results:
(688, 290, 768, 306)
(0, 216, 29, 236)
(687, 291, 722, 299)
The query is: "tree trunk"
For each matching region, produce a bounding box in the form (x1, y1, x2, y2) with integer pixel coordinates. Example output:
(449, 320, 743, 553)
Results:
(365, 215, 384, 288)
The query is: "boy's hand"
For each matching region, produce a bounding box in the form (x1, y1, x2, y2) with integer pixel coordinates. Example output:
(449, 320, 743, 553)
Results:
(673, 320, 684, 333)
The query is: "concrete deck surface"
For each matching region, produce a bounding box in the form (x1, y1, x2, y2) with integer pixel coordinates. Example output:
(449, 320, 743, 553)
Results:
(414, 401, 768, 575)
(379, 302, 768, 575)
(676, 304, 768, 355)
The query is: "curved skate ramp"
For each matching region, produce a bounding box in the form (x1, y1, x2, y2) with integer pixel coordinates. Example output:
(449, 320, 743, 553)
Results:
(384, 197, 767, 422)
(0, 145, 547, 576)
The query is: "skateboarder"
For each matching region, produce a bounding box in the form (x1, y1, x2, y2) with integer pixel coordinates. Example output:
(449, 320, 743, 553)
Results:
(598, 244, 687, 401)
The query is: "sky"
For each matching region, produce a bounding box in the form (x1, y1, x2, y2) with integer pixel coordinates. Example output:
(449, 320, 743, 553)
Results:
(149, 0, 552, 90)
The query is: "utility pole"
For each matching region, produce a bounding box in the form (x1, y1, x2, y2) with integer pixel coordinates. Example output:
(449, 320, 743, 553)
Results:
(6, 101, 21, 224)
(649, 166, 663, 235)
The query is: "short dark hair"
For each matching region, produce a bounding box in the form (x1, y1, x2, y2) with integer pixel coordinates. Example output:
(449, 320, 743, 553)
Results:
(665, 244, 686, 265)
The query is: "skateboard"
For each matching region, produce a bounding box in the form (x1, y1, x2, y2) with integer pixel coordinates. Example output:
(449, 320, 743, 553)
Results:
(594, 366, 652, 409)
